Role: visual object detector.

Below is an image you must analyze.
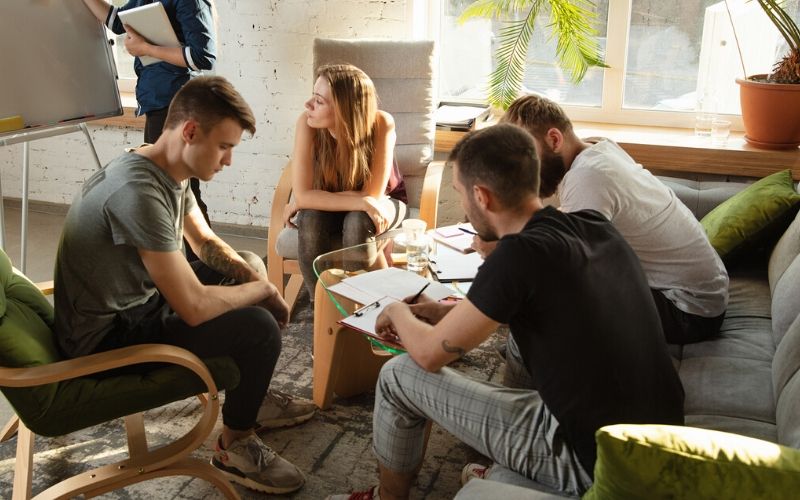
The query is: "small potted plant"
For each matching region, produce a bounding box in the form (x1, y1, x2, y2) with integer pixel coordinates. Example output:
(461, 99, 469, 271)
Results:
(458, 0, 607, 110)
(733, 0, 800, 149)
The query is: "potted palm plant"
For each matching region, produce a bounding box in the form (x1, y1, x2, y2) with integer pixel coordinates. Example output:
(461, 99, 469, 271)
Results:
(458, 0, 607, 110)
(732, 0, 800, 149)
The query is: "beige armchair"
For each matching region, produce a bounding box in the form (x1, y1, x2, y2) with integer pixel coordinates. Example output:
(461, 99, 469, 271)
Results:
(267, 38, 443, 312)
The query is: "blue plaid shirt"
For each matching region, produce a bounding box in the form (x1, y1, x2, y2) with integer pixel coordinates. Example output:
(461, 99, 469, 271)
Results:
(106, 0, 216, 115)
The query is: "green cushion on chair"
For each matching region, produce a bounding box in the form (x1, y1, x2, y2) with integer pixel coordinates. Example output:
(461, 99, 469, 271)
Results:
(0, 250, 61, 425)
(701, 169, 800, 263)
(28, 356, 240, 437)
(0, 247, 241, 437)
(583, 424, 800, 500)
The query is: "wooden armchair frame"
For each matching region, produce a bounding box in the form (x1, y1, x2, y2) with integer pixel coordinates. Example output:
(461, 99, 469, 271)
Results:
(267, 159, 445, 313)
(0, 283, 239, 500)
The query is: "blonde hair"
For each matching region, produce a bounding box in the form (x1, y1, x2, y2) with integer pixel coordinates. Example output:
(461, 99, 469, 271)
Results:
(501, 94, 573, 140)
(313, 64, 378, 192)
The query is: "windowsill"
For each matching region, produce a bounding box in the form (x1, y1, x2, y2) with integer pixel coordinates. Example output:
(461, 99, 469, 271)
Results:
(92, 92, 144, 129)
(435, 120, 800, 180)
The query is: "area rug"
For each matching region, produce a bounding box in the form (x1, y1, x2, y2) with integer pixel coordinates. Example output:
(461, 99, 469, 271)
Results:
(0, 292, 507, 499)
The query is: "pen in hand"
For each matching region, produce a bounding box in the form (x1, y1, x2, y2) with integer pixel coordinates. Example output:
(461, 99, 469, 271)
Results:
(409, 282, 430, 304)
(459, 226, 478, 236)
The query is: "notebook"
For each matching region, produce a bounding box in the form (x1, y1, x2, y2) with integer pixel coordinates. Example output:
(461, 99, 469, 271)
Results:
(118, 3, 181, 66)
(430, 223, 477, 253)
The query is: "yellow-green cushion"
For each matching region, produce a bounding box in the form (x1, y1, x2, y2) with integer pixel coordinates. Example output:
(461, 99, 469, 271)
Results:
(701, 169, 800, 263)
(583, 424, 800, 500)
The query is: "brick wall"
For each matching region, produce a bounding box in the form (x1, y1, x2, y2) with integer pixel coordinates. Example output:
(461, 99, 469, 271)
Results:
(0, 0, 413, 228)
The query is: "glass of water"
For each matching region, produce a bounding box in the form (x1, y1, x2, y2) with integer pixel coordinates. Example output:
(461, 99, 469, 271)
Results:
(402, 219, 429, 273)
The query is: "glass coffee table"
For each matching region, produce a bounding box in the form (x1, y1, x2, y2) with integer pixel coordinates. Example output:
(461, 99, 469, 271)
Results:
(310, 229, 429, 409)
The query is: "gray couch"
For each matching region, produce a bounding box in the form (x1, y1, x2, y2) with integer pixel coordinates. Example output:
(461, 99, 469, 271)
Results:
(456, 176, 800, 498)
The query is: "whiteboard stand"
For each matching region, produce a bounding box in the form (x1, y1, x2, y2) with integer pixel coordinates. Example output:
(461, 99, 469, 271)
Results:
(0, 123, 102, 272)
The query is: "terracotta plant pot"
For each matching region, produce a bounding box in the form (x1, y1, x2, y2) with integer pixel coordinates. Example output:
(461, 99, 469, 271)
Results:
(737, 75, 800, 150)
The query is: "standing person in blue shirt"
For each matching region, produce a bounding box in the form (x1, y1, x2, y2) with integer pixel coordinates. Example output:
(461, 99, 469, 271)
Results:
(81, 0, 215, 259)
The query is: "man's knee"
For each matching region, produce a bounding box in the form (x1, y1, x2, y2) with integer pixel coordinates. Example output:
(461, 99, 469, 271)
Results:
(229, 306, 282, 352)
(378, 355, 421, 396)
(238, 250, 266, 278)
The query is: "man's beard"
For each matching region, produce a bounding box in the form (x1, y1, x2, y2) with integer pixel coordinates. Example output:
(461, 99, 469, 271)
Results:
(539, 149, 568, 198)
(467, 204, 498, 242)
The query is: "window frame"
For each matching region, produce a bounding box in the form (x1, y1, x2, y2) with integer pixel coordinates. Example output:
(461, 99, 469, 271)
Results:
(424, 0, 747, 131)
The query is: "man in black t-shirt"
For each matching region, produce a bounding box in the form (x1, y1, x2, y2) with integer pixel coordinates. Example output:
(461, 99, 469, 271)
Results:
(326, 124, 684, 500)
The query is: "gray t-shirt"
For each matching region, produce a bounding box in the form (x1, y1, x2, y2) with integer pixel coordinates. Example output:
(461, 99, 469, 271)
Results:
(54, 152, 197, 357)
(560, 139, 729, 317)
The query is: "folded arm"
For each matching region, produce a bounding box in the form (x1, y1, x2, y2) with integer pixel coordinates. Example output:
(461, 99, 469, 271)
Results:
(177, 206, 289, 327)
(288, 112, 397, 230)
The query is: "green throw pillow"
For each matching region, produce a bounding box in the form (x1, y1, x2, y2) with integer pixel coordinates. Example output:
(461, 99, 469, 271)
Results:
(582, 424, 800, 500)
(701, 169, 800, 263)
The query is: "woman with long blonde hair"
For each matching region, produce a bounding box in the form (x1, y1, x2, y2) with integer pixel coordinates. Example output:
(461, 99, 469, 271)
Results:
(284, 64, 407, 296)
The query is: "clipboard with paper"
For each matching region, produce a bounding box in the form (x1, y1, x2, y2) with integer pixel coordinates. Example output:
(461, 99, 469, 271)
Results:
(338, 296, 405, 350)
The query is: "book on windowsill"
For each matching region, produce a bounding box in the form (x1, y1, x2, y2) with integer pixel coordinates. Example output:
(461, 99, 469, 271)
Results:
(435, 103, 490, 131)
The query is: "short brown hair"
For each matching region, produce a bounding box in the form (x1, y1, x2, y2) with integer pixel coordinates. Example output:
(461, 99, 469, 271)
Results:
(164, 76, 256, 135)
(448, 123, 540, 207)
(501, 94, 572, 139)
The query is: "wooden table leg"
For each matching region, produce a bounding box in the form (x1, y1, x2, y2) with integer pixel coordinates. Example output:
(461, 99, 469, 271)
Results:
(312, 271, 392, 410)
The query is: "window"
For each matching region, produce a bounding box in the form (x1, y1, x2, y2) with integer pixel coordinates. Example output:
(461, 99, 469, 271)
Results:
(433, 0, 800, 129)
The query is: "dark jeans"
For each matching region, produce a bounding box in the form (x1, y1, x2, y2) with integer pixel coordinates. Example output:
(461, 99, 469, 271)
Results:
(145, 107, 210, 262)
(650, 289, 725, 345)
(94, 253, 281, 431)
(296, 200, 406, 296)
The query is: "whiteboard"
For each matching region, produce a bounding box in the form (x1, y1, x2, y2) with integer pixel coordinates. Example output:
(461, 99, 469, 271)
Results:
(0, 1, 123, 138)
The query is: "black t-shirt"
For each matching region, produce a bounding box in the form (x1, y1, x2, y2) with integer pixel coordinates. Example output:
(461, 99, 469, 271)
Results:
(468, 207, 684, 475)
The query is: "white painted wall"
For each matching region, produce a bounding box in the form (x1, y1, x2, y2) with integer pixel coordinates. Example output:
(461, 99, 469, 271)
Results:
(0, 0, 413, 228)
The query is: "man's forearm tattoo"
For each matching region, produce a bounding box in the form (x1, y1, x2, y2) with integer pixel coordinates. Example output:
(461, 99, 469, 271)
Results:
(441, 340, 466, 357)
(200, 241, 253, 283)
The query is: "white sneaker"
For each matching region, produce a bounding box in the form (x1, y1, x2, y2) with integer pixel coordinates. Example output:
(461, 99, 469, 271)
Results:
(460, 463, 489, 485)
(211, 434, 304, 494)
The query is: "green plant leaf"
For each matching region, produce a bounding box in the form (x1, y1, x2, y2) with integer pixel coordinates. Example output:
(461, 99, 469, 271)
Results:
(458, 0, 608, 109)
(459, 0, 535, 23)
(757, 0, 800, 52)
(488, 12, 540, 108)
(549, 0, 609, 83)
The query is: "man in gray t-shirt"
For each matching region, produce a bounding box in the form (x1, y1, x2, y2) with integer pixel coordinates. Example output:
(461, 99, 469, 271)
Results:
(55, 152, 198, 356)
(54, 76, 311, 495)
(494, 94, 728, 346)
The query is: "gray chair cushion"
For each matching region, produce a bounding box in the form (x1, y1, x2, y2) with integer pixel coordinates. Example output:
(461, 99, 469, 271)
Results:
(769, 209, 800, 296)
(276, 227, 299, 260)
(773, 313, 800, 399)
(771, 256, 800, 344)
(680, 356, 775, 424)
(684, 414, 777, 443)
(773, 313, 800, 448)
(657, 176, 750, 219)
